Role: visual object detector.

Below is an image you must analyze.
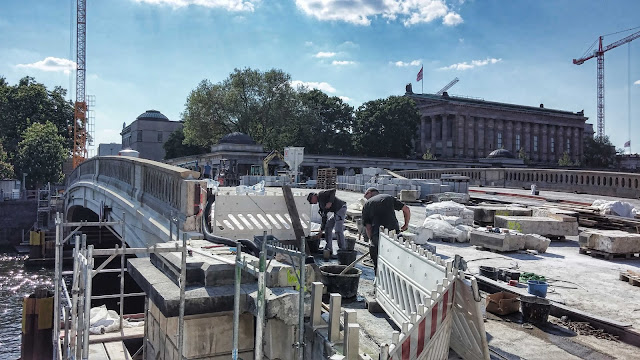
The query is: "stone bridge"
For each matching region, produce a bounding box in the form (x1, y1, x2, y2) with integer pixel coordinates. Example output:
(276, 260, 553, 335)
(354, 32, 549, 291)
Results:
(65, 156, 204, 248)
(395, 167, 640, 199)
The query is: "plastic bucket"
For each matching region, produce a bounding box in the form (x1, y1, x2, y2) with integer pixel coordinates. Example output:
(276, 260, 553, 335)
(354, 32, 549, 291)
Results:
(345, 237, 356, 251)
(319, 265, 361, 298)
(337, 250, 357, 265)
(479, 266, 498, 280)
(527, 280, 548, 298)
(521, 296, 550, 324)
(306, 238, 320, 253)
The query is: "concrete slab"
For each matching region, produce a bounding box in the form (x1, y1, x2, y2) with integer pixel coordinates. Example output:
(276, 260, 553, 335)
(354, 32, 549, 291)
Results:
(579, 229, 640, 254)
(524, 234, 551, 253)
(469, 230, 525, 252)
(467, 204, 532, 224)
(531, 207, 578, 222)
(494, 215, 579, 237)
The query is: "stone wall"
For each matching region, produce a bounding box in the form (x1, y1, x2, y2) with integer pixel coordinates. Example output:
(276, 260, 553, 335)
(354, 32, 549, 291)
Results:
(0, 200, 36, 246)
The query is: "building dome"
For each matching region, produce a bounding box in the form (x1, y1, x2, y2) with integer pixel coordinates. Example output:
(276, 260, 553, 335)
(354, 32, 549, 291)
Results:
(219, 132, 256, 145)
(136, 110, 169, 121)
(487, 149, 515, 159)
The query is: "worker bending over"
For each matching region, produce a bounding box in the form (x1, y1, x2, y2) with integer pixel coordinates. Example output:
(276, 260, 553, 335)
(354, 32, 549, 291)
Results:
(362, 187, 411, 273)
(307, 189, 347, 255)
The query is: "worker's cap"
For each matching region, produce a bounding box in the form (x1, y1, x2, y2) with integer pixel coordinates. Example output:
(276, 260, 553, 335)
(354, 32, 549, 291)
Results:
(365, 187, 379, 194)
(306, 192, 318, 203)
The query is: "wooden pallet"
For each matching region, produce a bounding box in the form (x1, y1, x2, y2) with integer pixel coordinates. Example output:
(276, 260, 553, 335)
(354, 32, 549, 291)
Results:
(619, 271, 640, 287)
(579, 247, 640, 260)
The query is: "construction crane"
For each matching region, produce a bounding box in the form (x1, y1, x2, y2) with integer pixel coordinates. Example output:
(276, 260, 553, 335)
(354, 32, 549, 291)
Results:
(573, 27, 640, 139)
(72, 0, 87, 168)
(436, 77, 459, 96)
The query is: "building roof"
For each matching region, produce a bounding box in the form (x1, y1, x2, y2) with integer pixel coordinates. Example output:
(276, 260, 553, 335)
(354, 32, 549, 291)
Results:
(218, 132, 256, 145)
(136, 109, 170, 121)
(487, 149, 516, 159)
(408, 92, 586, 117)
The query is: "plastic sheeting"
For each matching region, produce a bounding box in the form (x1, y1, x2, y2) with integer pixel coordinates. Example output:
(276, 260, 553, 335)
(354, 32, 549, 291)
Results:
(591, 200, 639, 218)
(422, 215, 471, 242)
(88, 305, 144, 335)
(424, 201, 474, 226)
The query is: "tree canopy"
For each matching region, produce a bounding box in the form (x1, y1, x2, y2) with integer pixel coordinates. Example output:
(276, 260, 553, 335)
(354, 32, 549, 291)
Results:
(181, 68, 420, 158)
(0, 143, 14, 179)
(163, 128, 208, 160)
(582, 135, 616, 168)
(16, 122, 67, 188)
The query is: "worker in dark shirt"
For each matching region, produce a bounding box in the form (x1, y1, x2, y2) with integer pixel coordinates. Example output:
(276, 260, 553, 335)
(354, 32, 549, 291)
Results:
(307, 189, 347, 254)
(362, 187, 411, 273)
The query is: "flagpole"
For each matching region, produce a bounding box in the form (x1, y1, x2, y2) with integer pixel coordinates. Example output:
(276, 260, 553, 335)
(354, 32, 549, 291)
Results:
(421, 63, 424, 94)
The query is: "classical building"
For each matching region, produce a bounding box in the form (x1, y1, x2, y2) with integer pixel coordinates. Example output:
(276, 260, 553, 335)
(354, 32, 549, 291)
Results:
(120, 110, 183, 161)
(406, 87, 589, 164)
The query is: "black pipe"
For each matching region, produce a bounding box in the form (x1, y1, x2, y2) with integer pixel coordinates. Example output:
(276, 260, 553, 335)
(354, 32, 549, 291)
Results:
(201, 195, 260, 256)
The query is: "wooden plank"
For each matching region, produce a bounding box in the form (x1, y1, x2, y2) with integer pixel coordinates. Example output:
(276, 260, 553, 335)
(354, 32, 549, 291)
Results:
(88, 343, 110, 360)
(88, 326, 145, 344)
(103, 341, 132, 360)
(282, 185, 309, 255)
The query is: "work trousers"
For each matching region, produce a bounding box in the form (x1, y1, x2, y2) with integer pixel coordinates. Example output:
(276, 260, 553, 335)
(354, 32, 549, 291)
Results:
(324, 205, 347, 251)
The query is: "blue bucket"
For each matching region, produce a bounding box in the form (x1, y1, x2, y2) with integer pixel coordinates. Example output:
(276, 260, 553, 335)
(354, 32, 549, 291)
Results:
(527, 280, 548, 298)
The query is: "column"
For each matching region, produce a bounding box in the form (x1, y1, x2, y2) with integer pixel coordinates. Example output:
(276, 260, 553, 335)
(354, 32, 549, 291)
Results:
(451, 113, 458, 157)
(466, 115, 475, 158)
(557, 126, 565, 160)
(457, 114, 465, 157)
(576, 127, 583, 163)
(430, 116, 437, 154)
(477, 117, 485, 158)
(420, 117, 427, 154)
(505, 120, 514, 152)
(524, 122, 531, 157)
(548, 125, 556, 163)
(533, 123, 541, 162)
(486, 118, 495, 153)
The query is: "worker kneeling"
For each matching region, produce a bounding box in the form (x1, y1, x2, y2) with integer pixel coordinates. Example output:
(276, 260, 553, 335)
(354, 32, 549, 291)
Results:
(307, 189, 347, 256)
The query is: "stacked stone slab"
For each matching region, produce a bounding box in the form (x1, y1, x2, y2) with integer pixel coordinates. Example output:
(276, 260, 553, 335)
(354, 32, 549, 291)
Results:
(494, 215, 578, 238)
(240, 175, 293, 187)
(467, 205, 532, 224)
(579, 229, 640, 254)
(470, 229, 551, 253)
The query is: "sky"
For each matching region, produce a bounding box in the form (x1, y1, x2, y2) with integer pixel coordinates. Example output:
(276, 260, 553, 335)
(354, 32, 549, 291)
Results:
(1, 0, 639, 154)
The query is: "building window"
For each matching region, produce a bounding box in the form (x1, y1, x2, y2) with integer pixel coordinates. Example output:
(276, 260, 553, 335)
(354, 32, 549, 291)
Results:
(551, 137, 555, 153)
(515, 134, 521, 150)
(158, 132, 163, 142)
(533, 136, 538, 152)
(137, 131, 143, 142)
(497, 132, 503, 148)
(566, 138, 571, 153)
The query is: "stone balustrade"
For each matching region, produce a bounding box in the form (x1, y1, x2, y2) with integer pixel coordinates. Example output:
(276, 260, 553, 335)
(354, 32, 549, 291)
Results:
(396, 167, 640, 199)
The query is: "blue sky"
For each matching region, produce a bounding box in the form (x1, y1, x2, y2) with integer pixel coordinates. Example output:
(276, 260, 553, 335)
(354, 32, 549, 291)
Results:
(1, 0, 639, 154)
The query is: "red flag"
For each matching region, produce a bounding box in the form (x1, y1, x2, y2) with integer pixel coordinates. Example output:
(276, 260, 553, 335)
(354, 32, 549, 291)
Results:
(624, 140, 631, 147)
(416, 66, 423, 82)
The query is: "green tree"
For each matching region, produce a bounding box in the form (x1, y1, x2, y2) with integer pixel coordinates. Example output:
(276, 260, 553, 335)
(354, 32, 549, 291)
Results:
(287, 89, 354, 155)
(518, 148, 530, 164)
(353, 96, 420, 158)
(422, 149, 436, 160)
(582, 135, 616, 168)
(163, 128, 208, 160)
(0, 143, 14, 179)
(16, 122, 67, 188)
(558, 152, 573, 167)
(0, 76, 73, 157)
(182, 68, 298, 150)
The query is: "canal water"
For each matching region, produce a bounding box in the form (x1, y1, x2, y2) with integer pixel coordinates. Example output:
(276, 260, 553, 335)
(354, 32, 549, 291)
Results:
(0, 250, 53, 359)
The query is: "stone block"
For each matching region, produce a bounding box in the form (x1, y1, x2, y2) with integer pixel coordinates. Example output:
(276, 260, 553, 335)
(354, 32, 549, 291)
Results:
(469, 230, 525, 252)
(531, 207, 578, 222)
(182, 313, 254, 358)
(468, 205, 531, 224)
(399, 190, 419, 202)
(524, 234, 551, 253)
(494, 216, 578, 237)
(579, 229, 640, 253)
(264, 318, 296, 359)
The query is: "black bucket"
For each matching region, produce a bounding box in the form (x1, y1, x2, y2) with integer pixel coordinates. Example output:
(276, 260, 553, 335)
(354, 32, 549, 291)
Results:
(498, 269, 521, 282)
(345, 237, 356, 251)
(521, 296, 551, 324)
(306, 238, 320, 254)
(319, 265, 361, 298)
(337, 250, 357, 265)
(479, 266, 498, 280)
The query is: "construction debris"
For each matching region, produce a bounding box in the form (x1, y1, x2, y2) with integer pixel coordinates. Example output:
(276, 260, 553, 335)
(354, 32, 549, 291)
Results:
(591, 200, 640, 218)
(559, 317, 620, 342)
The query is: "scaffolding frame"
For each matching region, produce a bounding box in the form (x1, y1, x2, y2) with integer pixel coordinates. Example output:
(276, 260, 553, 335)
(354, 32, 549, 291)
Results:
(52, 213, 188, 360)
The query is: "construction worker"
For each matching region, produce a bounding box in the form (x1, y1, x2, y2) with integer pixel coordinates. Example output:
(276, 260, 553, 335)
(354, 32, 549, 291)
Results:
(362, 187, 411, 274)
(307, 189, 347, 255)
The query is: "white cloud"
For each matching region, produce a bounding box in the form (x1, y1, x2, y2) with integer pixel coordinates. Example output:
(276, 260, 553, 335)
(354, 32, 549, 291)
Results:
(340, 41, 359, 48)
(295, 0, 463, 27)
(332, 60, 356, 66)
(133, 0, 260, 11)
(290, 80, 336, 93)
(305, 41, 314, 46)
(15, 57, 76, 74)
(314, 51, 336, 58)
(442, 12, 463, 26)
(338, 96, 351, 102)
(440, 57, 502, 70)
(392, 60, 422, 67)
(635, 80, 640, 85)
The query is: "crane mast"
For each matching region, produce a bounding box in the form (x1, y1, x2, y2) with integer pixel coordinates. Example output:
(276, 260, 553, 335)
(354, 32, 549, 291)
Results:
(72, 0, 87, 168)
(573, 29, 640, 139)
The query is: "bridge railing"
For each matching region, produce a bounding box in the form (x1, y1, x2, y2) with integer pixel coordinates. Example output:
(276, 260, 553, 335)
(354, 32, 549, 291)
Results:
(395, 167, 640, 199)
(68, 156, 201, 221)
